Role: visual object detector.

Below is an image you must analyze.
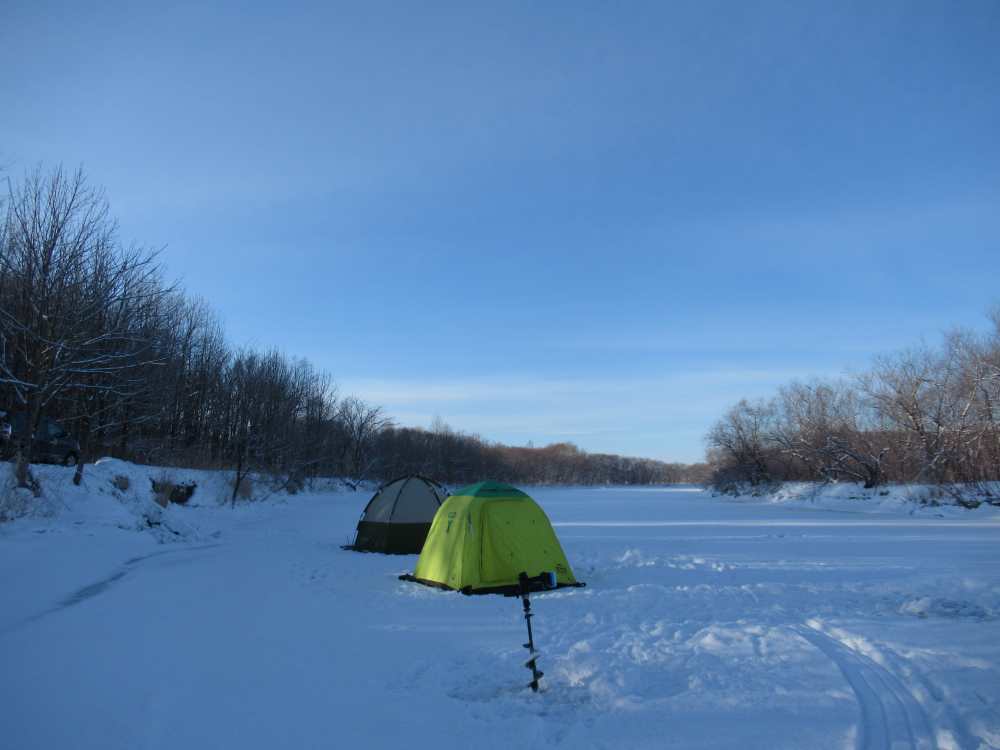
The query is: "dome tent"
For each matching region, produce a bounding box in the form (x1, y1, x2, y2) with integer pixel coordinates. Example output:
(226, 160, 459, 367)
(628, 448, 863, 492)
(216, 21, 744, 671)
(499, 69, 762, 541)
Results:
(399, 481, 584, 595)
(345, 476, 447, 554)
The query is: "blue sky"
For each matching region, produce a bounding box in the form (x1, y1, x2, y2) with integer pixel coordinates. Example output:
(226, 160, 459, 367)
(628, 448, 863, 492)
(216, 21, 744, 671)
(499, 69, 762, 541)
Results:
(3, 1, 999, 462)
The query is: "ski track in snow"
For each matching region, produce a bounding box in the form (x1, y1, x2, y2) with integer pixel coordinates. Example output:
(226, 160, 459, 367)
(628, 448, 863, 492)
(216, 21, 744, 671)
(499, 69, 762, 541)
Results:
(792, 623, 936, 750)
(1, 543, 222, 634)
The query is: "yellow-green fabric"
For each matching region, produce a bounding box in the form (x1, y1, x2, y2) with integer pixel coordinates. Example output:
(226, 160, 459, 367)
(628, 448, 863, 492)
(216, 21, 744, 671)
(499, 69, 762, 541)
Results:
(410, 481, 579, 593)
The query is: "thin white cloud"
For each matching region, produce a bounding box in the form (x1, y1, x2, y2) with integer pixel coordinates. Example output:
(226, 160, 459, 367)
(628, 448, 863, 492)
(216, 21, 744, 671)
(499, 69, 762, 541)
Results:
(340, 369, 835, 407)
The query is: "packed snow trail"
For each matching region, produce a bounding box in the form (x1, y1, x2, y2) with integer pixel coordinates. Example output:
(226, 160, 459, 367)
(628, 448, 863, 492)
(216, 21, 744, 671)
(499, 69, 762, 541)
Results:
(2, 474, 999, 749)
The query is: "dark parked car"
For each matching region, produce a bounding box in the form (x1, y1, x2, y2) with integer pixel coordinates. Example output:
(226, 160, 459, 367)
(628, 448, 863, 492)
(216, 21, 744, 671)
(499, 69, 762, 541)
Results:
(0, 410, 80, 466)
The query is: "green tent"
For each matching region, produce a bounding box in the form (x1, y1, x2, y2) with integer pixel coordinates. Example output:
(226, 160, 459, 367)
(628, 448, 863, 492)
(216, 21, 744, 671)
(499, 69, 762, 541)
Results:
(399, 481, 584, 595)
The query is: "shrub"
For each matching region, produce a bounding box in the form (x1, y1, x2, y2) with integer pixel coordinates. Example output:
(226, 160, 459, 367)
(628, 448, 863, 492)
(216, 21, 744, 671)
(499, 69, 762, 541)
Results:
(149, 475, 196, 506)
(150, 480, 171, 507)
(169, 482, 196, 505)
(150, 476, 173, 507)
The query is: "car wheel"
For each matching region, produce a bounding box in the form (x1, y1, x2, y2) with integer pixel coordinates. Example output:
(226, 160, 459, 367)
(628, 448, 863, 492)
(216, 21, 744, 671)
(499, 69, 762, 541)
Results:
(63, 453, 78, 467)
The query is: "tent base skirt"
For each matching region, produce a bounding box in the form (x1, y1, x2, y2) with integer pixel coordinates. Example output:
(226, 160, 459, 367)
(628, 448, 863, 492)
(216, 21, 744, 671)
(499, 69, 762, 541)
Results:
(398, 573, 586, 597)
(344, 521, 432, 555)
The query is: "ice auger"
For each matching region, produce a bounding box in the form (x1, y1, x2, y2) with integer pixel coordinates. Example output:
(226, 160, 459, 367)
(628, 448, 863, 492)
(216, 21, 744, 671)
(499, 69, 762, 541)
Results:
(513, 570, 557, 692)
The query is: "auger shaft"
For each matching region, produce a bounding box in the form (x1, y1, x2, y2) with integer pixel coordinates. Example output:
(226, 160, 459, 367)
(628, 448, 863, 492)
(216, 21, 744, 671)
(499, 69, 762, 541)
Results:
(519, 573, 544, 692)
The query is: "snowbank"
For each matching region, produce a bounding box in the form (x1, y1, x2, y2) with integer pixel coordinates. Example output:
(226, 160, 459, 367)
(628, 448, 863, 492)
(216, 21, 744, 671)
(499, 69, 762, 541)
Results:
(0, 458, 368, 543)
(715, 481, 1000, 519)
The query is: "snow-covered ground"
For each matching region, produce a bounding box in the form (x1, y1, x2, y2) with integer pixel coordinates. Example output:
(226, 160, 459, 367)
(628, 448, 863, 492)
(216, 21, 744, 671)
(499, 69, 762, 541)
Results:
(2, 467, 999, 749)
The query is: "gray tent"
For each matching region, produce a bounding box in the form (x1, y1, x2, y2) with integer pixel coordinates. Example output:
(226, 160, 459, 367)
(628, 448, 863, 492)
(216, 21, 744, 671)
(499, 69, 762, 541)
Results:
(344, 476, 447, 554)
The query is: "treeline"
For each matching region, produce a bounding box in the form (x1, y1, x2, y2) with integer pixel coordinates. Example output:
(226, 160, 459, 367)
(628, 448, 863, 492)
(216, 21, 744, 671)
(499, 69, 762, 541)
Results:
(376, 427, 708, 486)
(1, 164, 696, 490)
(706, 310, 1000, 494)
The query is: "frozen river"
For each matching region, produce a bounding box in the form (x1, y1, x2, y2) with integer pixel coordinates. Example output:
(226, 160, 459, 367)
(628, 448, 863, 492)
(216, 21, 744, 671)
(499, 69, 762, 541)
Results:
(2, 482, 998, 749)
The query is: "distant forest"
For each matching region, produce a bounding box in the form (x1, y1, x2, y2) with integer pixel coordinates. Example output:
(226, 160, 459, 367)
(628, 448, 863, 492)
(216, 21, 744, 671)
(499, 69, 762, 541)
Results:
(1, 165, 707, 489)
(706, 308, 1000, 496)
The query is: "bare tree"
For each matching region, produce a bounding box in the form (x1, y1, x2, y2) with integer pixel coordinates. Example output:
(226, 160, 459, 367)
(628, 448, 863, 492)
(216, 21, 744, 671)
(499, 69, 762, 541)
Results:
(337, 397, 391, 481)
(1, 166, 162, 487)
(706, 399, 778, 488)
(707, 307, 1000, 497)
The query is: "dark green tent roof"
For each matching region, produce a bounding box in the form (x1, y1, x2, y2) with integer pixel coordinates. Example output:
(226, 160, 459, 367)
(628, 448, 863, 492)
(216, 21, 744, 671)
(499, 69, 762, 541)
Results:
(451, 481, 529, 499)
